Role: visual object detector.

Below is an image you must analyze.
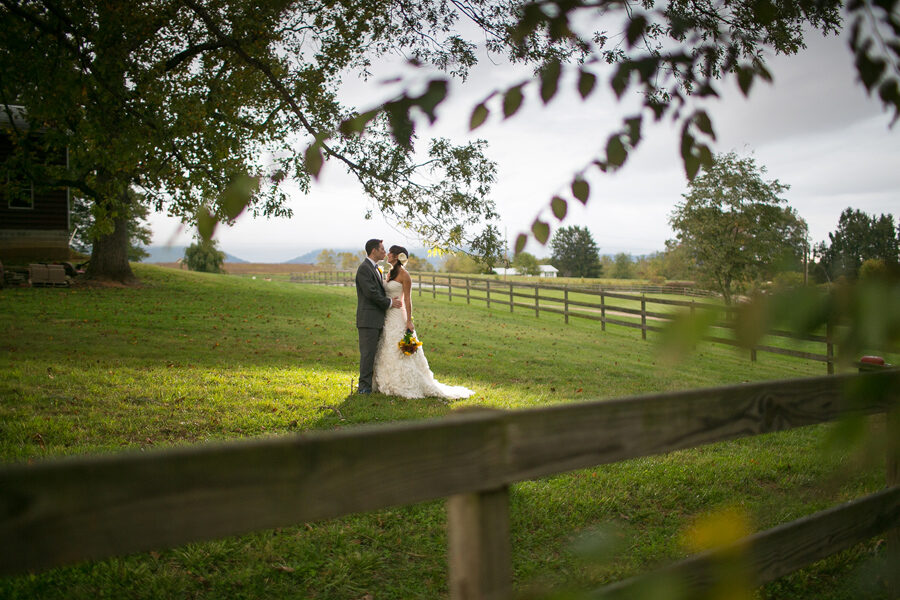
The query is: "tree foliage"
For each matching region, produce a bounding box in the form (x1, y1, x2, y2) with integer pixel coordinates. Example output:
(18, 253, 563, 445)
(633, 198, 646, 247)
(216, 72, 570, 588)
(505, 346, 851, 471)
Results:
(5, 0, 899, 280)
(612, 252, 634, 279)
(4, 0, 568, 280)
(441, 253, 484, 274)
(512, 251, 541, 275)
(378, 0, 900, 253)
(184, 238, 225, 273)
(550, 225, 602, 278)
(404, 253, 435, 272)
(69, 191, 152, 262)
(316, 249, 338, 271)
(669, 152, 807, 304)
(813, 208, 899, 282)
(338, 252, 363, 271)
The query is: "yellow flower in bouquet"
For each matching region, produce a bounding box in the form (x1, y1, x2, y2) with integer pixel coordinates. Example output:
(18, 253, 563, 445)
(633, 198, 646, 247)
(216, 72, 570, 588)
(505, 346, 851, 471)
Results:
(398, 329, 423, 355)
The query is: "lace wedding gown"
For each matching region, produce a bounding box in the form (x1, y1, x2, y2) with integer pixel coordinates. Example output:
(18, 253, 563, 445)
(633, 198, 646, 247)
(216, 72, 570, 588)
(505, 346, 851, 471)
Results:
(373, 280, 474, 399)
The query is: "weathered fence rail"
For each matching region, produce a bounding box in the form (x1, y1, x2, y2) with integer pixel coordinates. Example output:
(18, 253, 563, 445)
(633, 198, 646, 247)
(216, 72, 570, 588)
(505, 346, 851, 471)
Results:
(290, 271, 898, 374)
(2, 371, 898, 599)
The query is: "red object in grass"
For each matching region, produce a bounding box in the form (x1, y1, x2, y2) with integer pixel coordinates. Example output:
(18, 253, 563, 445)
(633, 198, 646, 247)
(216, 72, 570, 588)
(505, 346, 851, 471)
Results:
(860, 355, 885, 366)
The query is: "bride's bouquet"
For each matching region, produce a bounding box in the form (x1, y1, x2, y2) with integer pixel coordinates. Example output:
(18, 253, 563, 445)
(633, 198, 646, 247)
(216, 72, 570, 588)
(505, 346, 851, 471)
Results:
(398, 329, 423, 355)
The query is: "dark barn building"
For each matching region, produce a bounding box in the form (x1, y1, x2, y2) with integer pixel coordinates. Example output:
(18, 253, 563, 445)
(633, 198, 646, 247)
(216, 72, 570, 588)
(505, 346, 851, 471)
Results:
(0, 105, 70, 261)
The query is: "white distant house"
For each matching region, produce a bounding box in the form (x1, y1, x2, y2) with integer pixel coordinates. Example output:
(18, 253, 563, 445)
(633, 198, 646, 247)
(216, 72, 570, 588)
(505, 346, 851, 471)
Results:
(492, 267, 518, 276)
(538, 265, 558, 278)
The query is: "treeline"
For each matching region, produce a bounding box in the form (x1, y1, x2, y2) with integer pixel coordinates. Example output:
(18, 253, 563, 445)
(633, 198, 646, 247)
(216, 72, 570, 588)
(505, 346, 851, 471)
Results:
(312, 152, 898, 301)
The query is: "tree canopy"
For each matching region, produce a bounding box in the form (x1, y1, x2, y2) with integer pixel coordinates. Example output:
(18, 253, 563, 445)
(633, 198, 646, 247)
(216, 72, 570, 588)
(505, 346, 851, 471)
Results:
(184, 237, 225, 273)
(3, 0, 899, 280)
(512, 251, 541, 275)
(550, 225, 602, 278)
(3, 0, 564, 279)
(813, 208, 900, 281)
(669, 151, 807, 304)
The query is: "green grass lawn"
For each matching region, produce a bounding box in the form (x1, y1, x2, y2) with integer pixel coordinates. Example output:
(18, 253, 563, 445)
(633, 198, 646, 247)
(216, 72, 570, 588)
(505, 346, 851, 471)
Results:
(0, 264, 892, 599)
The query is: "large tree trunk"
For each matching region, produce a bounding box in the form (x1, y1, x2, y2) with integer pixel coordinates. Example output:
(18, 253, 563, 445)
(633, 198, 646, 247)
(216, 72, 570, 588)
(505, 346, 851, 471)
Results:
(87, 210, 136, 284)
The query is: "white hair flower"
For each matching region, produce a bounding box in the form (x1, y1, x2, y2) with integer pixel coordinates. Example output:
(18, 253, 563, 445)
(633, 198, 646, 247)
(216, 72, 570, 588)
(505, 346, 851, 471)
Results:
(398, 252, 408, 265)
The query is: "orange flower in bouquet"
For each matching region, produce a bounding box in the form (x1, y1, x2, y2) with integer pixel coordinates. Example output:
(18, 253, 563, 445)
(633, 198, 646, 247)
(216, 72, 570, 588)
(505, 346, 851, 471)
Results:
(398, 329, 423, 355)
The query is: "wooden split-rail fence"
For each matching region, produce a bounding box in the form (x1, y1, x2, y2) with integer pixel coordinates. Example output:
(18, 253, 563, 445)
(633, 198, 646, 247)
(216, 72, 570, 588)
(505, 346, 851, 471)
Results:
(291, 271, 881, 374)
(1, 370, 898, 598)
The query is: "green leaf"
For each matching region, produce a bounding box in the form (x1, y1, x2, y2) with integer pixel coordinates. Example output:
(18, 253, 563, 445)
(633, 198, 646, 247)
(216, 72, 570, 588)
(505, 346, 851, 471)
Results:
(606, 135, 627, 167)
(514, 233, 527, 255)
(625, 116, 642, 146)
(503, 85, 524, 119)
(736, 66, 753, 96)
(540, 61, 561, 104)
(625, 14, 647, 48)
(634, 58, 657, 83)
(418, 79, 448, 124)
(856, 52, 887, 91)
(470, 103, 489, 130)
(697, 144, 714, 170)
(386, 102, 414, 149)
(693, 110, 716, 140)
(681, 131, 700, 180)
(571, 178, 590, 204)
(578, 70, 597, 99)
(551, 196, 567, 220)
(304, 143, 323, 178)
(339, 110, 377, 136)
(221, 174, 258, 220)
(197, 206, 217, 242)
(532, 219, 550, 243)
(611, 65, 629, 99)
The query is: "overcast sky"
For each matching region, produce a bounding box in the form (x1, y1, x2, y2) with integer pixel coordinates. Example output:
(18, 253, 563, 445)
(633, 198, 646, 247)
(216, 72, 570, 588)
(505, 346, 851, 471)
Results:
(148, 24, 899, 262)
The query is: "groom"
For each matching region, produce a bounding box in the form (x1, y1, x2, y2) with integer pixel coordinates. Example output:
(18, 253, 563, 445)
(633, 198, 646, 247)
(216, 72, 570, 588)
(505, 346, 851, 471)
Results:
(356, 239, 402, 394)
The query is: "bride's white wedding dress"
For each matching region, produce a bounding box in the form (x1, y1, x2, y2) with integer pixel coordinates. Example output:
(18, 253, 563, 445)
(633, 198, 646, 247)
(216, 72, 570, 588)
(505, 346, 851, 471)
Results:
(373, 280, 474, 399)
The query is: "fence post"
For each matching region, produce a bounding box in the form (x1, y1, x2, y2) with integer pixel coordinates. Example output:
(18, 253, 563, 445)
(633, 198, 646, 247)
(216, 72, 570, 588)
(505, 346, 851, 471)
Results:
(486, 279, 491, 310)
(826, 321, 835, 375)
(509, 283, 513, 313)
(418, 273, 422, 297)
(449, 276, 453, 303)
(433, 274, 437, 299)
(466, 277, 471, 304)
(447, 486, 512, 600)
(564, 286, 569, 325)
(641, 294, 646, 340)
(888, 399, 900, 594)
(600, 290, 606, 332)
(534, 286, 539, 318)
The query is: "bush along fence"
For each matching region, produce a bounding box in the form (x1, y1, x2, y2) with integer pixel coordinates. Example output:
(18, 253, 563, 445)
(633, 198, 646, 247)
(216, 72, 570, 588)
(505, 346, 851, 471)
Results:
(1, 370, 898, 598)
(291, 271, 870, 374)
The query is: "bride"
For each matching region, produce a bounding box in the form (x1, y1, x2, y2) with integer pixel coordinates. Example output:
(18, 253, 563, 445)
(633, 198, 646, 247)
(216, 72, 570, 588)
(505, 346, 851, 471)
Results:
(372, 245, 474, 400)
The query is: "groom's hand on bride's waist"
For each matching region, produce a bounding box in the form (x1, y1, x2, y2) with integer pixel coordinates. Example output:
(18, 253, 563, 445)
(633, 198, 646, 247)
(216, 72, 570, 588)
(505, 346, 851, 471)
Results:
(390, 298, 402, 308)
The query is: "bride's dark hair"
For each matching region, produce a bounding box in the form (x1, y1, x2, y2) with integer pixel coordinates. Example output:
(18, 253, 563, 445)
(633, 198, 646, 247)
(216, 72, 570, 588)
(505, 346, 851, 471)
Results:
(388, 245, 408, 282)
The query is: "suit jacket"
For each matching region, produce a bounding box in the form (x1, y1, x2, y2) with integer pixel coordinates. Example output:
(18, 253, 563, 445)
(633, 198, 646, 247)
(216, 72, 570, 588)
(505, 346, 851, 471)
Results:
(356, 259, 391, 328)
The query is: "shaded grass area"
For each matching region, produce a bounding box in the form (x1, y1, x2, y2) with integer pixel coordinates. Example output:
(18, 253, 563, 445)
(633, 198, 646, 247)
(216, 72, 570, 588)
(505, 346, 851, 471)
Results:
(0, 265, 891, 599)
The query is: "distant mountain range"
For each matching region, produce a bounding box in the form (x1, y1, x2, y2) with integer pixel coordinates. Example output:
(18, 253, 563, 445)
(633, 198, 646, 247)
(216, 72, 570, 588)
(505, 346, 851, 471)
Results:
(140, 246, 248, 264)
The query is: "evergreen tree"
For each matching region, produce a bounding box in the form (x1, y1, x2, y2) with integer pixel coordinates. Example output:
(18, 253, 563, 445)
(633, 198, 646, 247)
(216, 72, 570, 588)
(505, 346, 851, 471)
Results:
(550, 226, 602, 278)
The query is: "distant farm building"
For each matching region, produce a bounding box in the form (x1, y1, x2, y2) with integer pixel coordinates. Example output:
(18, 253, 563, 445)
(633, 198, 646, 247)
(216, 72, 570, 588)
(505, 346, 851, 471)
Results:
(491, 265, 559, 277)
(0, 106, 70, 261)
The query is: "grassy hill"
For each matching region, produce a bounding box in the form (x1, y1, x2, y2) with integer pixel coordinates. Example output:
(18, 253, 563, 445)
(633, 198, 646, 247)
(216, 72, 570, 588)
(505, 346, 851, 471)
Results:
(0, 265, 890, 599)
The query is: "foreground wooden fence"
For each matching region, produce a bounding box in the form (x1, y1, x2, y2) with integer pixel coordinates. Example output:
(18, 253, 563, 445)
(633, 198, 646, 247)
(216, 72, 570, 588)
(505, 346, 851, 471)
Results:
(293, 271, 848, 373)
(2, 371, 898, 598)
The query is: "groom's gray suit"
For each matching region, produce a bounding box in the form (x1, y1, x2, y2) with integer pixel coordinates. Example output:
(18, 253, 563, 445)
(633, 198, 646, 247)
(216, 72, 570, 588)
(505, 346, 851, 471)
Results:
(356, 258, 392, 392)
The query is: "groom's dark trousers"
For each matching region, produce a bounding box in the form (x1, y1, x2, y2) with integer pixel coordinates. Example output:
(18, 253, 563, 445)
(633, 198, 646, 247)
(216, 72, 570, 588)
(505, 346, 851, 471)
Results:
(356, 259, 392, 392)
